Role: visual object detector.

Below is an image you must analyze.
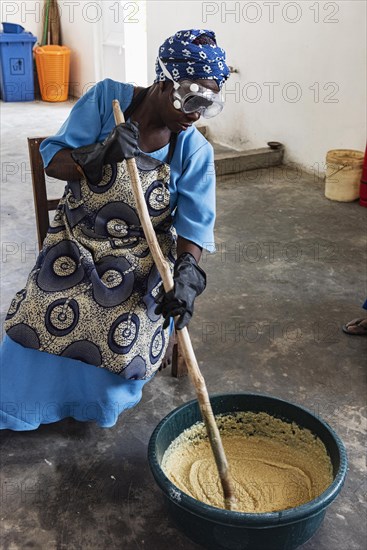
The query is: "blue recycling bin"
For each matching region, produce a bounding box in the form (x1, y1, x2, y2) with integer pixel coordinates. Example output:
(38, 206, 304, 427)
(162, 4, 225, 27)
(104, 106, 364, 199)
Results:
(0, 23, 37, 101)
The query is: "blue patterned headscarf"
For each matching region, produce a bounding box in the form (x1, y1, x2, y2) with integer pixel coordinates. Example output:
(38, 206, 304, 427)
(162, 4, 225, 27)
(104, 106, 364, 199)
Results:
(155, 29, 230, 89)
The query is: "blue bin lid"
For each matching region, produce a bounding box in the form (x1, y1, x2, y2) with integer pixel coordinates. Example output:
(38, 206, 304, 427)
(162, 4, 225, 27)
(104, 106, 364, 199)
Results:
(2, 22, 25, 33)
(0, 27, 37, 43)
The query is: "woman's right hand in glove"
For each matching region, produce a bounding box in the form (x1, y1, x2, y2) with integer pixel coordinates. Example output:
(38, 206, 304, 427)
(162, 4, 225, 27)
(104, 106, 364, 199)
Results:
(71, 121, 140, 185)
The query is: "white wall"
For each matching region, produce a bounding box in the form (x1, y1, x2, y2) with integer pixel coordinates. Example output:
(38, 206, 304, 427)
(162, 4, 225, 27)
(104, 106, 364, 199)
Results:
(2, 1, 366, 172)
(1, 1, 43, 42)
(59, 1, 100, 97)
(146, 0, 366, 172)
(57, 0, 148, 93)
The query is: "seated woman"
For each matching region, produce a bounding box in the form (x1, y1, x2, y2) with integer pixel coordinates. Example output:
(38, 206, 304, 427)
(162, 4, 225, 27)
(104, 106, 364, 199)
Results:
(0, 29, 230, 430)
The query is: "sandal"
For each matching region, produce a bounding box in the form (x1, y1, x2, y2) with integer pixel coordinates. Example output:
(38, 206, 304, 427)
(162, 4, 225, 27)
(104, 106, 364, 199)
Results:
(342, 318, 367, 336)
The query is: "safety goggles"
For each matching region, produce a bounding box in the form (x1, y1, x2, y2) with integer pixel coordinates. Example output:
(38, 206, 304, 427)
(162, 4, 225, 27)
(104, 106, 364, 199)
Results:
(158, 58, 224, 119)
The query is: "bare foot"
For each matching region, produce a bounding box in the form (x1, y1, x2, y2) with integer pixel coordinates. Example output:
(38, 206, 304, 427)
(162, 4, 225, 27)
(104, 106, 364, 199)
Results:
(158, 332, 176, 371)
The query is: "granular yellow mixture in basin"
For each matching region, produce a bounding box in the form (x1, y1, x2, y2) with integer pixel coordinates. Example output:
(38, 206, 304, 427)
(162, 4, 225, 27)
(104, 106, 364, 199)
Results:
(162, 412, 333, 513)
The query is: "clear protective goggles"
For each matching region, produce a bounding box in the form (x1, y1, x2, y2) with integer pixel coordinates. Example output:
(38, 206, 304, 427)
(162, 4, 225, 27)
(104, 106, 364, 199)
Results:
(158, 58, 224, 119)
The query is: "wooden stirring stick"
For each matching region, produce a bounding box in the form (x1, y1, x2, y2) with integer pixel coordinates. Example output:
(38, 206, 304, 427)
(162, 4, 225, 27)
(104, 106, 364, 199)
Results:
(112, 99, 236, 510)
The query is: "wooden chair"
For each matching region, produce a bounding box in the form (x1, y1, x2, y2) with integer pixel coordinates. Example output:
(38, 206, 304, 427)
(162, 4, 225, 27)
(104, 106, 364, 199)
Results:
(28, 137, 59, 248)
(27, 137, 187, 378)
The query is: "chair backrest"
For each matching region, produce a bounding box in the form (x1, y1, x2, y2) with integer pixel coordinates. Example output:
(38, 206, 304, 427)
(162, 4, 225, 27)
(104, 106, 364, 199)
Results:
(28, 137, 60, 250)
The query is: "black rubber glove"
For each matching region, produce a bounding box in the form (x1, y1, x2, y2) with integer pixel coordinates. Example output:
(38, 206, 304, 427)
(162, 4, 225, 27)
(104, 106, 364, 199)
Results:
(154, 252, 206, 330)
(71, 121, 140, 185)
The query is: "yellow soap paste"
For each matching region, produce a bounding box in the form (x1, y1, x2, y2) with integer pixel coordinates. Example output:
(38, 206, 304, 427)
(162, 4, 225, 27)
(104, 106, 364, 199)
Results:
(162, 412, 333, 513)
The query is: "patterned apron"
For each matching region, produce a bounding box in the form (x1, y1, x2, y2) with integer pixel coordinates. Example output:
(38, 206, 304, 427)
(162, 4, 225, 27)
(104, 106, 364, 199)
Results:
(4, 89, 177, 380)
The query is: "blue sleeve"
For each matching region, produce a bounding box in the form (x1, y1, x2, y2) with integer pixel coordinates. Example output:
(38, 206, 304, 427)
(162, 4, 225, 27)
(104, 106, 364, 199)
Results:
(40, 79, 134, 168)
(172, 141, 216, 251)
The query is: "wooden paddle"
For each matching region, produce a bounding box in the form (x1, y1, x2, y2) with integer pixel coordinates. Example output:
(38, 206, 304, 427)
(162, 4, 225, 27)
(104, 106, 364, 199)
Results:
(112, 99, 236, 510)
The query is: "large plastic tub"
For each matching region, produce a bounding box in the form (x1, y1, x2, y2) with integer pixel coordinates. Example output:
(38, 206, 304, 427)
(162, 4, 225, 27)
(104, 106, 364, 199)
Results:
(148, 393, 348, 550)
(34, 45, 70, 102)
(0, 23, 37, 101)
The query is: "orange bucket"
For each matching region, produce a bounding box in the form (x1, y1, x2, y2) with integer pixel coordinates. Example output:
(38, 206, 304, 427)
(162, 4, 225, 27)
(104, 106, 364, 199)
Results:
(35, 45, 70, 102)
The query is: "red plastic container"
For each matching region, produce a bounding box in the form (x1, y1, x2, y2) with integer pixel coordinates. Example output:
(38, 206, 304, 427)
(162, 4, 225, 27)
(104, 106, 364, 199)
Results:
(359, 145, 367, 207)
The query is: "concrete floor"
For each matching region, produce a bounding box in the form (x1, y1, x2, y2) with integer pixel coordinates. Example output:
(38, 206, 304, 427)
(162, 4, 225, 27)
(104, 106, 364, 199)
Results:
(0, 100, 366, 550)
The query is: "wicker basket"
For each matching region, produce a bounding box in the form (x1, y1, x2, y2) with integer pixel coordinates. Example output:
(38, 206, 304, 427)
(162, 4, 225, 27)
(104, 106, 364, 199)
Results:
(35, 45, 70, 102)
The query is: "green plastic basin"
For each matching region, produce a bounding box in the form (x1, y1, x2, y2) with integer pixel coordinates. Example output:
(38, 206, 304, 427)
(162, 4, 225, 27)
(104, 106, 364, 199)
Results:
(148, 393, 347, 550)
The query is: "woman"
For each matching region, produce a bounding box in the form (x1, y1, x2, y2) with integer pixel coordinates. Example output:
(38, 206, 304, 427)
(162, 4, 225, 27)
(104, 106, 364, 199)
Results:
(0, 29, 230, 430)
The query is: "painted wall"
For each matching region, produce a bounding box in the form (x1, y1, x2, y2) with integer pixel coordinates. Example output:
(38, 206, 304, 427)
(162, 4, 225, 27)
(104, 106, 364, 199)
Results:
(146, 0, 366, 171)
(1, 1, 43, 42)
(2, 1, 366, 172)
(58, 1, 100, 97)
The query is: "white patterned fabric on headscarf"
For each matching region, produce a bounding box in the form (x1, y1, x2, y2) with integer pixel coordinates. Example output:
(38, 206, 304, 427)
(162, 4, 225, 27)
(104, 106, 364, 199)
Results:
(155, 29, 230, 89)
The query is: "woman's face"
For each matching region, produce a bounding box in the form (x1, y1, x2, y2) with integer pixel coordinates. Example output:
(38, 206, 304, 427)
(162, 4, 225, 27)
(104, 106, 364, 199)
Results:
(158, 79, 220, 133)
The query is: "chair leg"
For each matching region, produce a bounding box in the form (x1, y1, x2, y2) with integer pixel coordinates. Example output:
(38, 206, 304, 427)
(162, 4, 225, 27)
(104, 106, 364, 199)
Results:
(171, 329, 188, 378)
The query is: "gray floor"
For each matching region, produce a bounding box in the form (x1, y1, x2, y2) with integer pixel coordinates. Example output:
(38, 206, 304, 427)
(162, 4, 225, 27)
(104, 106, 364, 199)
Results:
(0, 101, 366, 550)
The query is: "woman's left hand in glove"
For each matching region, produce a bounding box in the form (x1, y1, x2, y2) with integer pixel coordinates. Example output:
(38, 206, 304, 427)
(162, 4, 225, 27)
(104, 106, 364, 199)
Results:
(154, 252, 207, 330)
